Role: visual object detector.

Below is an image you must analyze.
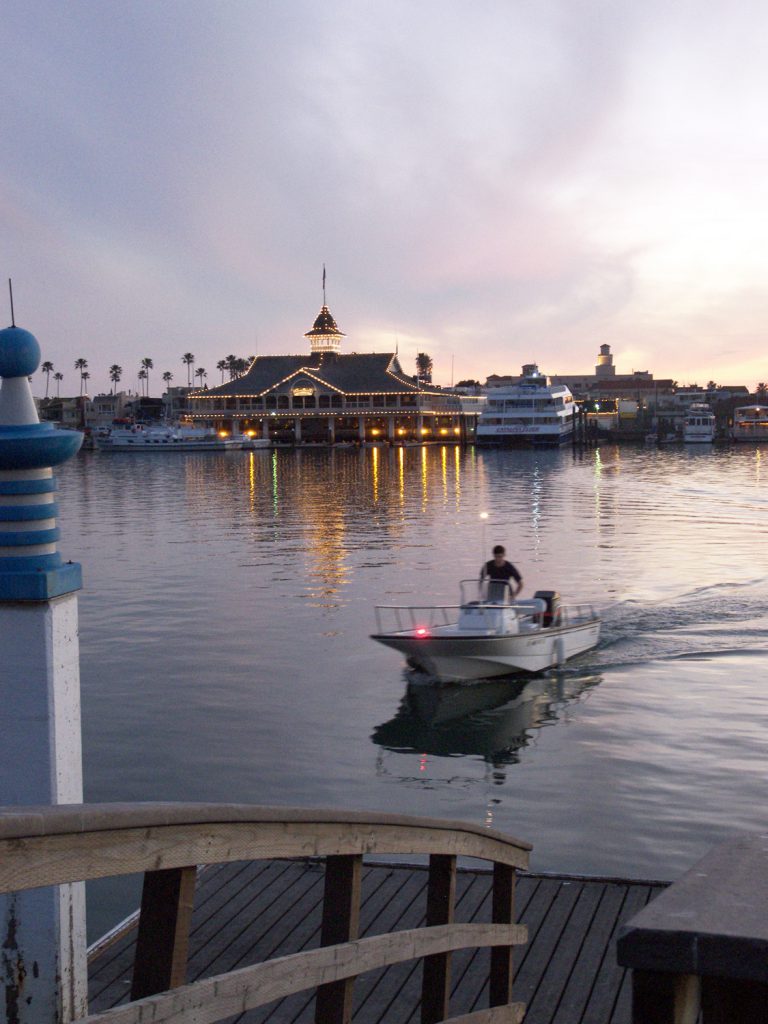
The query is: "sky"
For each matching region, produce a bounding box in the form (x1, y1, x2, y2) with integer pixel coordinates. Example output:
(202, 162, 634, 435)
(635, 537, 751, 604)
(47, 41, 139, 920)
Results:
(3, 0, 768, 397)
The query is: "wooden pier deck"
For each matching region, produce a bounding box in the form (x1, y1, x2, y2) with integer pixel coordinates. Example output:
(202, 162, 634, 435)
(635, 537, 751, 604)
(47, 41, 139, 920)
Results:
(88, 860, 666, 1024)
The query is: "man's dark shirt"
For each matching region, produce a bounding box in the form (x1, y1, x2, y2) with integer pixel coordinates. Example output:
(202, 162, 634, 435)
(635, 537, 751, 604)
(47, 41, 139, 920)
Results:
(483, 559, 522, 584)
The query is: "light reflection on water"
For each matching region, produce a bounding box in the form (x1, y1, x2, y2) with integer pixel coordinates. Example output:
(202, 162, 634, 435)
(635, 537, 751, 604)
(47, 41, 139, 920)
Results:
(55, 443, 768, 931)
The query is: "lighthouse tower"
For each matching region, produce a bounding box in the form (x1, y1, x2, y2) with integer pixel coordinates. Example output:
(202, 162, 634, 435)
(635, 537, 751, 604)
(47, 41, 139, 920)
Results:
(0, 321, 87, 1023)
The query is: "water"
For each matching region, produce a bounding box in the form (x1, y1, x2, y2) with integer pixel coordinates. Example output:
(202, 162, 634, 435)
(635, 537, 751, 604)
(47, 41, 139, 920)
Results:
(55, 443, 768, 935)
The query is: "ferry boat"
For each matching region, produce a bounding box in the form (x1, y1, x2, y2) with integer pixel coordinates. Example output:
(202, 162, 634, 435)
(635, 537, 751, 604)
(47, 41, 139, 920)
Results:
(371, 580, 600, 682)
(683, 403, 716, 443)
(95, 425, 244, 452)
(476, 365, 575, 446)
(731, 405, 768, 442)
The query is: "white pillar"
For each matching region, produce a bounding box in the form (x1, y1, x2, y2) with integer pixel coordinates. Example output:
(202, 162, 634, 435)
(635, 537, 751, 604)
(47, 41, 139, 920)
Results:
(1, 595, 86, 1024)
(0, 325, 87, 1024)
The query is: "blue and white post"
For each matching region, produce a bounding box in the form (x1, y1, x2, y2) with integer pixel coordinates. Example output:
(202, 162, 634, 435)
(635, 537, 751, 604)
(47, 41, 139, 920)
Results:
(0, 324, 86, 1024)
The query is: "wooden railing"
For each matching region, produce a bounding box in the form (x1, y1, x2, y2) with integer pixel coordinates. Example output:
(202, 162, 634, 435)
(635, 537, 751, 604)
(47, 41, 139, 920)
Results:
(617, 833, 768, 1023)
(0, 803, 532, 1024)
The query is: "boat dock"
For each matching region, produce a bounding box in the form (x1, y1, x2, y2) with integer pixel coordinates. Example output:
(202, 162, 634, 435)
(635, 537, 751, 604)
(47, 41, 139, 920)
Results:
(88, 859, 666, 1024)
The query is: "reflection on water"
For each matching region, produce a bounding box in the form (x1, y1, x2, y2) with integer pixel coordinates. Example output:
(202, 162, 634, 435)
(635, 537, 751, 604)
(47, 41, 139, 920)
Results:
(53, 442, 768, 935)
(372, 672, 601, 767)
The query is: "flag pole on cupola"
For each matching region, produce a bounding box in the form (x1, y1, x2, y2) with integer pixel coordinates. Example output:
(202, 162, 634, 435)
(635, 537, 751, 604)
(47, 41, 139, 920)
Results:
(322, 263, 327, 306)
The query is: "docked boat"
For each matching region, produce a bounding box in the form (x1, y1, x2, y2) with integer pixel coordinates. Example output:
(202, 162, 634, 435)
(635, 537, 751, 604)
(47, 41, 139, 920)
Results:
(95, 425, 244, 451)
(371, 580, 600, 682)
(683, 403, 716, 443)
(731, 405, 768, 442)
(476, 364, 575, 446)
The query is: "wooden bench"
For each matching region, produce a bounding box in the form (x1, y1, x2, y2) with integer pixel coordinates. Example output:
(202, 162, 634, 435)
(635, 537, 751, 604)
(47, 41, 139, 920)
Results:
(616, 832, 768, 1023)
(0, 803, 532, 1024)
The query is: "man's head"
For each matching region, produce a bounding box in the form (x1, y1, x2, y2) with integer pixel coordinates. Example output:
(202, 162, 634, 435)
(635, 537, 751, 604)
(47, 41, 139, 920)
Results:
(492, 545, 505, 561)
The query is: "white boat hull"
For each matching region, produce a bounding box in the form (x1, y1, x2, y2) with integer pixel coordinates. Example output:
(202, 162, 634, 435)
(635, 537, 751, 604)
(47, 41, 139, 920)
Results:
(372, 619, 600, 681)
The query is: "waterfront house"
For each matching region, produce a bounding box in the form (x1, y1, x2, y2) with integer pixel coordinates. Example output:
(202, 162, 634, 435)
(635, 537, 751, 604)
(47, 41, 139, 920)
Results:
(186, 305, 484, 444)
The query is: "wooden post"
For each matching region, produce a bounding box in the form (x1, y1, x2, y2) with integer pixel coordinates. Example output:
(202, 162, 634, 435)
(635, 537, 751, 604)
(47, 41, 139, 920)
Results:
(631, 970, 700, 1024)
(315, 854, 362, 1024)
(421, 854, 457, 1024)
(131, 865, 197, 1000)
(489, 862, 516, 1007)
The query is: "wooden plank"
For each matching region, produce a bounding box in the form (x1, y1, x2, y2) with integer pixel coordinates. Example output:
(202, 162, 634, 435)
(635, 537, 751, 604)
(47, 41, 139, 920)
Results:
(422, 854, 457, 1024)
(553, 881, 633, 1024)
(189, 861, 320, 977)
(130, 866, 197, 1000)
(315, 854, 362, 1024)
(581, 884, 652, 1024)
(356, 871, 484, 1024)
(452, 875, 542, 1015)
(443, 1007, 525, 1024)
(512, 880, 582, 1008)
(0, 810, 531, 894)
(257, 865, 432, 1024)
(76, 923, 527, 1024)
(522, 880, 604, 1023)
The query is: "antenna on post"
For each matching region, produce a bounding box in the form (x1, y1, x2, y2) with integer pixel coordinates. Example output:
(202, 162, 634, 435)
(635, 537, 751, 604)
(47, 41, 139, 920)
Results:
(322, 264, 326, 306)
(8, 279, 15, 327)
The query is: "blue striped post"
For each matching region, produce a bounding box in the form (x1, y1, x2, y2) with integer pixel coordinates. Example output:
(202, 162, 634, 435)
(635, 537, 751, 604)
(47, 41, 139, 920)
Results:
(0, 325, 86, 1024)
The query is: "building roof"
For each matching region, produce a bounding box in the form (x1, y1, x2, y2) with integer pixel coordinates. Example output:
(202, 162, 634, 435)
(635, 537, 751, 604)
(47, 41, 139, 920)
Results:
(192, 352, 442, 398)
(304, 305, 346, 339)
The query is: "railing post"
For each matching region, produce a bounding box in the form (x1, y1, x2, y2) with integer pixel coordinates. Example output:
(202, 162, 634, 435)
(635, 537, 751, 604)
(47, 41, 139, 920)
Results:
(131, 866, 197, 1000)
(631, 970, 700, 1024)
(315, 854, 362, 1024)
(489, 862, 517, 1007)
(421, 853, 457, 1024)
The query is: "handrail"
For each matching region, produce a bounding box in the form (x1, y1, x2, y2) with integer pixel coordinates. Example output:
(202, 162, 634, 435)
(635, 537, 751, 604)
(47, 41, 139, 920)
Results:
(0, 803, 531, 1024)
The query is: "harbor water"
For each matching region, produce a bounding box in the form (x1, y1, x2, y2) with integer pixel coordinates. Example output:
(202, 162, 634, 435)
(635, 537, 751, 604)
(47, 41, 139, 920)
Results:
(56, 443, 768, 937)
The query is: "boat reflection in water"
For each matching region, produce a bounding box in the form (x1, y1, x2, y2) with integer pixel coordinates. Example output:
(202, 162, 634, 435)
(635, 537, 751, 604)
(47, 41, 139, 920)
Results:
(372, 671, 601, 767)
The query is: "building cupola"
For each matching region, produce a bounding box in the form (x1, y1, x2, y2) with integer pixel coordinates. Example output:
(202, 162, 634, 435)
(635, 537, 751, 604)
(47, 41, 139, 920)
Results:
(304, 305, 346, 355)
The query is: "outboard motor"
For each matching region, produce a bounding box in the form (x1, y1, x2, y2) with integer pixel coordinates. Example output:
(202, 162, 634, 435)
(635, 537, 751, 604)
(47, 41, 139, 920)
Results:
(533, 590, 561, 627)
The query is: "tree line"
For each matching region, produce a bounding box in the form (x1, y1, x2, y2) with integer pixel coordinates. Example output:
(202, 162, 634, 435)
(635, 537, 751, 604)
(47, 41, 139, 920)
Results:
(38, 353, 256, 399)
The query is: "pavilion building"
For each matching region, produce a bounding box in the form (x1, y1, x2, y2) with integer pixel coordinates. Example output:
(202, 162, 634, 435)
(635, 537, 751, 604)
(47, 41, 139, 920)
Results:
(187, 304, 484, 445)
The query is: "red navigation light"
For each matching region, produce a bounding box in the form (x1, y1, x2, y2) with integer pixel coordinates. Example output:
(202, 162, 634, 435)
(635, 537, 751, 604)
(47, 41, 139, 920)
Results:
(415, 627, 430, 637)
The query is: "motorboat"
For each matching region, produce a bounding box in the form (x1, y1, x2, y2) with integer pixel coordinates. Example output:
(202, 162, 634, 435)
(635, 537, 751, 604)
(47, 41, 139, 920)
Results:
(683, 403, 716, 443)
(95, 425, 244, 452)
(731, 405, 768, 442)
(371, 580, 600, 682)
(476, 364, 575, 446)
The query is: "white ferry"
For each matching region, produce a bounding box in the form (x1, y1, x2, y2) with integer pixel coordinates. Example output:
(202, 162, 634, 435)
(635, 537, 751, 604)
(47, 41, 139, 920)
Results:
(476, 365, 575, 446)
(731, 405, 768, 442)
(683, 403, 716, 443)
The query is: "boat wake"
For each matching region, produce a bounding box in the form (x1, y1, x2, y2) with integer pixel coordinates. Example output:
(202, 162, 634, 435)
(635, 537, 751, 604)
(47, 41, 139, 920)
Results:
(589, 579, 768, 669)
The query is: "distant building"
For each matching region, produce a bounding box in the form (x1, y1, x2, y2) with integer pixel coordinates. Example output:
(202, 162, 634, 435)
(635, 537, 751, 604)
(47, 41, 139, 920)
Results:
(187, 303, 484, 444)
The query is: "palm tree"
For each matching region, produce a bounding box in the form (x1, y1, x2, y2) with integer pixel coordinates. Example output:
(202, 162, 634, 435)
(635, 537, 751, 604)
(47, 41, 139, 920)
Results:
(756, 382, 767, 399)
(195, 367, 207, 386)
(74, 358, 88, 396)
(182, 352, 195, 386)
(416, 352, 433, 385)
(137, 368, 148, 396)
(53, 371, 64, 397)
(217, 359, 227, 383)
(80, 371, 90, 394)
(41, 360, 54, 398)
(109, 364, 122, 393)
(224, 354, 237, 380)
(162, 371, 173, 389)
(141, 357, 153, 397)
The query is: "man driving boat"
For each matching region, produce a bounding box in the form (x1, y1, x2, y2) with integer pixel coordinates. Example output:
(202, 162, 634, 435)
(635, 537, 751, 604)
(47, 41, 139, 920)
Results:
(480, 545, 523, 603)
